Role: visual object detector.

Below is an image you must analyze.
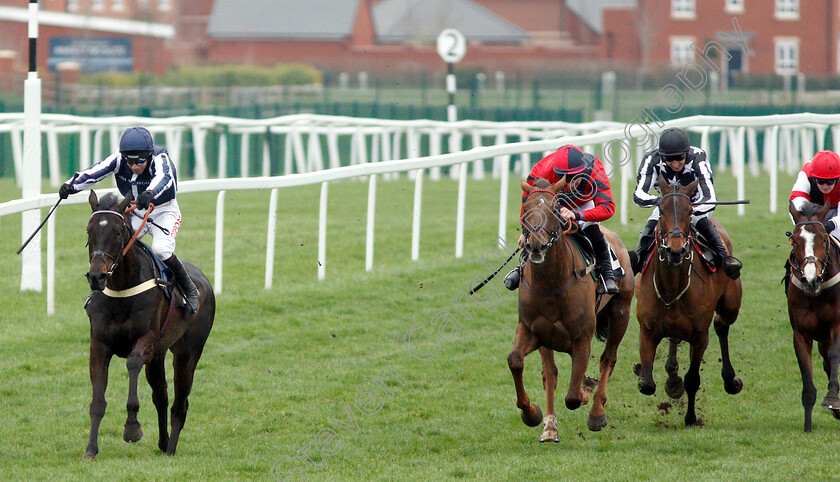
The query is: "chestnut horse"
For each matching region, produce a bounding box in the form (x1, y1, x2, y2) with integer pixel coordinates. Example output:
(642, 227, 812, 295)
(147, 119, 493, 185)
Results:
(509, 179, 632, 442)
(635, 176, 743, 427)
(786, 201, 840, 432)
(83, 191, 215, 459)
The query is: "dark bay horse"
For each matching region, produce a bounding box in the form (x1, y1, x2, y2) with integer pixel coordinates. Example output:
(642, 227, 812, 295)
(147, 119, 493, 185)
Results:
(83, 191, 215, 459)
(635, 176, 742, 427)
(786, 201, 840, 432)
(509, 179, 632, 442)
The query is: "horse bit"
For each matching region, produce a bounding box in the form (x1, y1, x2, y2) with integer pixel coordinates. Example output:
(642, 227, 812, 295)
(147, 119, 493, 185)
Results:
(786, 221, 833, 291)
(521, 189, 578, 251)
(653, 191, 695, 308)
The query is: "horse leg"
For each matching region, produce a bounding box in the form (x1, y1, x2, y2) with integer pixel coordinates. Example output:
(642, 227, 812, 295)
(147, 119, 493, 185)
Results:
(637, 325, 661, 396)
(793, 331, 817, 432)
(85, 339, 113, 460)
(714, 282, 743, 395)
(167, 335, 209, 456)
(565, 336, 592, 411)
(664, 338, 685, 399)
(684, 332, 709, 427)
(819, 328, 840, 413)
(124, 331, 156, 443)
(145, 354, 169, 453)
(538, 347, 559, 442)
(588, 303, 630, 432)
(507, 322, 543, 428)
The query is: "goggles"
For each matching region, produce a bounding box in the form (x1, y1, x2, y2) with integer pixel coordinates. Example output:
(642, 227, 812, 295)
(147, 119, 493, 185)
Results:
(663, 154, 686, 163)
(816, 178, 839, 186)
(122, 152, 151, 166)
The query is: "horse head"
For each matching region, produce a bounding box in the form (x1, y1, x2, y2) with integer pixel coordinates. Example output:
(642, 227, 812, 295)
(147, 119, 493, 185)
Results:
(656, 175, 698, 267)
(788, 200, 833, 296)
(86, 191, 133, 291)
(520, 178, 568, 265)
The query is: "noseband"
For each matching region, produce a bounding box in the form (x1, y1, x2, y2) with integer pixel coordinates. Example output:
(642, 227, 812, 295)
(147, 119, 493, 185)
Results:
(656, 192, 692, 265)
(521, 189, 578, 251)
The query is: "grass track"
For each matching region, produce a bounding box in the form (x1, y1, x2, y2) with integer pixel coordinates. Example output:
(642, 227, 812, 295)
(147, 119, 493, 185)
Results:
(0, 171, 837, 480)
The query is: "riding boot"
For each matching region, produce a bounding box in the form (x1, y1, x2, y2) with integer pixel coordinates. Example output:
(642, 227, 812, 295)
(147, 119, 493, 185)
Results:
(164, 254, 200, 315)
(503, 266, 521, 291)
(629, 219, 658, 275)
(582, 225, 619, 295)
(695, 217, 742, 280)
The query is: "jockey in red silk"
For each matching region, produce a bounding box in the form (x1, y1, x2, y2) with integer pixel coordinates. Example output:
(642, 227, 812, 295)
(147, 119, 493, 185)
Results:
(791, 150, 840, 237)
(505, 145, 619, 295)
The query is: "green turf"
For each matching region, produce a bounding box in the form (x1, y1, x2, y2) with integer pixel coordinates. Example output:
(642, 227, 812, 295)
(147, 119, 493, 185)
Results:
(0, 170, 836, 481)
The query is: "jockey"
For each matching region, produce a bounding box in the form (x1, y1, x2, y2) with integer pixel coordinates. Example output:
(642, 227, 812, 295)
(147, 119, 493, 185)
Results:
(629, 127, 741, 279)
(504, 144, 619, 295)
(790, 150, 840, 237)
(58, 126, 199, 315)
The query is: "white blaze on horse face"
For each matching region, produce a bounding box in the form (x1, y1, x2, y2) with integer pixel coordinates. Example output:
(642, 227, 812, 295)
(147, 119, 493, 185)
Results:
(801, 228, 818, 283)
(99, 220, 108, 227)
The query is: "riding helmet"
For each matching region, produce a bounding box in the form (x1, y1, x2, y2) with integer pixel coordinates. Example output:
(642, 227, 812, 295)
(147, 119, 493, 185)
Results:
(552, 145, 592, 177)
(119, 127, 154, 156)
(657, 127, 690, 157)
(810, 150, 840, 179)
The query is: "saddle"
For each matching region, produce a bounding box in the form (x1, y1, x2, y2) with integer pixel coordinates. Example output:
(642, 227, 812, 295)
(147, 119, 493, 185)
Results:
(568, 231, 626, 283)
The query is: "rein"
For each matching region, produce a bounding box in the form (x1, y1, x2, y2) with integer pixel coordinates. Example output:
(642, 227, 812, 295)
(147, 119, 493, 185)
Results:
(652, 191, 694, 308)
(123, 203, 154, 256)
(522, 189, 579, 251)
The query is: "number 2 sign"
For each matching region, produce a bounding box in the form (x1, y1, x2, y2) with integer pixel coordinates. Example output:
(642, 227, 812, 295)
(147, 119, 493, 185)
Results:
(436, 29, 466, 64)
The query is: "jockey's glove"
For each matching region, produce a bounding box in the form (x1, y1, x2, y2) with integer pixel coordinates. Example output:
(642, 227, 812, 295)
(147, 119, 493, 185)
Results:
(824, 220, 837, 233)
(59, 183, 76, 199)
(137, 190, 154, 210)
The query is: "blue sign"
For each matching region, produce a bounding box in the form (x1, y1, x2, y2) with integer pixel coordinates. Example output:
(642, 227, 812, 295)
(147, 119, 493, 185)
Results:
(48, 37, 132, 73)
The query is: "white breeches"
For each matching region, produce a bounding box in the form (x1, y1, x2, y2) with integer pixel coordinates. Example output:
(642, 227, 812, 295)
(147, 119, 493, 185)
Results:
(130, 199, 181, 260)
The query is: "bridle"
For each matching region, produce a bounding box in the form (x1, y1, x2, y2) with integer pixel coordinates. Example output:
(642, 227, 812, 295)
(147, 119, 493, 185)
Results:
(656, 191, 692, 266)
(521, 189, 578, 252)
(88, 203, 154, 281)
(653, 191, 694, 308)
(787, 221, 835, 294)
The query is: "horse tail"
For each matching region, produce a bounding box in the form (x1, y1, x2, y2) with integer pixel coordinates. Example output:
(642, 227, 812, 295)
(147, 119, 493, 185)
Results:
(595, 310, 609, 342)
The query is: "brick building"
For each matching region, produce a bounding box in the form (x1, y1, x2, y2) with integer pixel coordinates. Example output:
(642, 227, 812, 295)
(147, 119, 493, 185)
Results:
(0, 0, 838, 79)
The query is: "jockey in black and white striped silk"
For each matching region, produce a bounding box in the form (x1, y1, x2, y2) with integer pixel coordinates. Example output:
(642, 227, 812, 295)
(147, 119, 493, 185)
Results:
(629, 127, 742, 280)
(58, 126, 199, 315)
(790, 150, 840, 238)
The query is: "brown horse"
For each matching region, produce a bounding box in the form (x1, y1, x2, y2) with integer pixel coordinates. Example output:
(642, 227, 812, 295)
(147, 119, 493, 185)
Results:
(509, 179, 632, 442)
(83, 191, 215, 459)
(635, 176, 743, 427)
(786, 201, 840, 432)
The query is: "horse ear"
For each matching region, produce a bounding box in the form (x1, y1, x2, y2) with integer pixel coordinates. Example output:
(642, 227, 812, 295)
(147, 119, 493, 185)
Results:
(521, 180, 534, 194)
(658, 173, 673, 194)
(117, 193, 132, 213)
(88, 190, 98, 211)
(550, 177, 567, 194)
(819, 202, 831, 221)
(683, 178, 700, 196)
(789, 201, 802, 223)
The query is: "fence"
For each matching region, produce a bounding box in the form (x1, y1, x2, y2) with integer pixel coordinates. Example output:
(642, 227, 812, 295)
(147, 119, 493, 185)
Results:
(2, 112, 840, 314)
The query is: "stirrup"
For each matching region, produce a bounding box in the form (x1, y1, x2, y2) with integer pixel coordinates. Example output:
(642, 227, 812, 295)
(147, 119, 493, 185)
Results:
(503, 267, 521, 291)
(722, 256, 742, 280)
(597, 277, 619, 295)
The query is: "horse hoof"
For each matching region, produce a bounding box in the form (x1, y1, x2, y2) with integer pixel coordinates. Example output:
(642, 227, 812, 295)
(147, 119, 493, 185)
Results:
(583, 376, 600, 393)
(521, 404, 543, 427)
(587, 414, 607, 432)
(633, 363, 641, 376)
(665, 378, 685, 399)
(638, 380, 656, 396)
(821, 397, 840, 410)
(123, 423, 143, 443)
(685, 416, 704, 427)
(539, 415, 559, 443)
(565, 398, 582, 410)
(832, 409, 840, 421)
(83, 452, 96, 461)
(724, 377, 743, 395)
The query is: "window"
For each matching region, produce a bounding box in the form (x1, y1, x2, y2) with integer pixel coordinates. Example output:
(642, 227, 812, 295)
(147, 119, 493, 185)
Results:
(158, 0, 172, 11)
(670, 37, 695, 68)
(91, 0, 104, 11)
(725, 0, 744, 14)
(775, 38, 799, 75)
(775, 0, 799, 20)
(66, 0, 78, 11)
(671, 0, 696, 19)
(138, 0, 150, 9)
(112, 0, 125, 11)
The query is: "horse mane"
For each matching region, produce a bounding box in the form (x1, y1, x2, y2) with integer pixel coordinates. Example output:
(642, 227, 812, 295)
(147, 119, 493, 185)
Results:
(532, 178, 551, 189)
(798, 202, 825, 220)
(98, 193, 121, 211)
